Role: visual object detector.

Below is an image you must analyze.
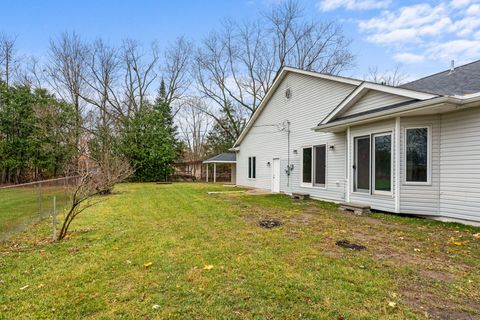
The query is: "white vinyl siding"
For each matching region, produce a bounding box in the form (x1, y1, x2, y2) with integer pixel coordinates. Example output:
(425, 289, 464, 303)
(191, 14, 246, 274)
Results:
(439, 108, 480, 222)
(399, 116, 440, 216)
(341, 90, 413, 117)
(236, 72, 355, 201)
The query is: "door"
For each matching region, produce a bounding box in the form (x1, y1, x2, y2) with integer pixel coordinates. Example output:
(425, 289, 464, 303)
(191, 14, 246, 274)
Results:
(272, 158, 280, 193)
(354, 136, 370, 192)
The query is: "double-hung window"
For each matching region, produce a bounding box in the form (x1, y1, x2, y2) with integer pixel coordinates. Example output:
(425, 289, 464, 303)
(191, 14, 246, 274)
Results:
(301, 145, 326, 187)
(405, 127, 430, 184)
(248, 156, 256, 179)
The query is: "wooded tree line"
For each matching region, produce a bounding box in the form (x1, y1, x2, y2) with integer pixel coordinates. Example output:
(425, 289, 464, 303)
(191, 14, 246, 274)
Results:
(0, 1, 365, 184)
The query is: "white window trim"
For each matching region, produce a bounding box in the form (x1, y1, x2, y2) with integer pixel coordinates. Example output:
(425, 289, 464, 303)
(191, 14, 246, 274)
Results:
(404, 126, 432, 186)
(353, 135, 371, 194)
(300, 146, 313, 188)
(248, 156, 256, 180)
(352, 131, 394, 197)
(300, 145, 328, 189)
(313, 144, 327, 189)
(372, 132, 393, 196)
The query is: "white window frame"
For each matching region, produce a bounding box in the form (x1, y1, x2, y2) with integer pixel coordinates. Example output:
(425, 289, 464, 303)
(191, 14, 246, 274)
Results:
(353, 135, 371, 194)
(372, 132, 393, 196)
(248, 156, 256, 179)
(352, 131, 394, 197)
(300, 145, 327, 189)
(404, 126, 432, 186)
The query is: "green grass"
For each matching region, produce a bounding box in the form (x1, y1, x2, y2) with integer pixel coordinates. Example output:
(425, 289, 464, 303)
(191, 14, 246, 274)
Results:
(1, 182, 479, 319)
(0, 185, 70, 240)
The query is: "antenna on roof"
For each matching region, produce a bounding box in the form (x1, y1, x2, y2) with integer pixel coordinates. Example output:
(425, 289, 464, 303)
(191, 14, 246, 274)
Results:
(449, 60, 455, 74)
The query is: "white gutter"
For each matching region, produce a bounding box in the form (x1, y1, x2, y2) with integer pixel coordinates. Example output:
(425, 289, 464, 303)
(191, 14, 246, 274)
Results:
(313, 96, 467, 131)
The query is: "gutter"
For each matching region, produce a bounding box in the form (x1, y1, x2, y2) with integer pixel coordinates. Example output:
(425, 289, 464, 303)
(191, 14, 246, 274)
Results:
(312, 96, 480, 132)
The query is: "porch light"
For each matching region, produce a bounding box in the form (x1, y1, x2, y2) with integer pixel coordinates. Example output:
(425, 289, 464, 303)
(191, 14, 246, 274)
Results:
(329, 145, 335, 150)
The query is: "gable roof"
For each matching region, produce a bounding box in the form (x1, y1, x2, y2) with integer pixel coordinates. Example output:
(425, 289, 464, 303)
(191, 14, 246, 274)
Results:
(203, 152, 236, 163)
(320, 82, 437, 125)
(232, 67, 362, 148)
(400, 60, 480, 96)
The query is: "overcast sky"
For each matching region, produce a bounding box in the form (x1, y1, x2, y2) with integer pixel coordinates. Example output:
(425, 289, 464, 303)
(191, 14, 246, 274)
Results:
(1, 0, 479, 81)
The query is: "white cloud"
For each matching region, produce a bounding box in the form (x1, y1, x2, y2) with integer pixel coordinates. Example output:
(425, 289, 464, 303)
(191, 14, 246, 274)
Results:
(427, 39, 480, 63)
(466, 4, 480, 15)
(450, 0, 473, 9)
(394, 53, 425, 64)
(358, 1, 480, 64)
(318, 0, 391, 12)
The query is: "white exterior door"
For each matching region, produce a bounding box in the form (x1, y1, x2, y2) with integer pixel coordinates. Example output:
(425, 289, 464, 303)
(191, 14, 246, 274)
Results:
(272, 158, 280, 193)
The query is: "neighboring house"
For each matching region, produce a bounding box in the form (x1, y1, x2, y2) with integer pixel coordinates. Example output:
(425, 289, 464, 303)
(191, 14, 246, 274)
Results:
(232, 60, 480, 225)
(174, 159, 204, 181)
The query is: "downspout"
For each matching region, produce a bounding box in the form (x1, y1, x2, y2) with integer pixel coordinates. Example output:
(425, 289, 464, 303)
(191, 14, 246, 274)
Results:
(287, 120, 291, 188)
(346, 126, 351, 203)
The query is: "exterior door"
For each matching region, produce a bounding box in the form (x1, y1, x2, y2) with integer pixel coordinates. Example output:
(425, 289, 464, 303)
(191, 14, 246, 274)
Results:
(272, 158, 280, 193)
(354, 136, 371, 192)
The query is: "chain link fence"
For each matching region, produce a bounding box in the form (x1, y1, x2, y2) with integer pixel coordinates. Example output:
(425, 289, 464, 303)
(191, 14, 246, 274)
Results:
(0, 176, 78, 242)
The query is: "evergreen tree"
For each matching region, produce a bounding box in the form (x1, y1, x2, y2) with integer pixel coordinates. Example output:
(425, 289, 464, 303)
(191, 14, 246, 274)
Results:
(120, 80, 180, 182)
(205, 104, 244, 157)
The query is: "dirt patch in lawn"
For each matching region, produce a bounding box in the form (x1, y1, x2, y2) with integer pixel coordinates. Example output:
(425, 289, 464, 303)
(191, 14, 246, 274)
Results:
(401, 286, 480, 320)
(259, 218, 282, 229)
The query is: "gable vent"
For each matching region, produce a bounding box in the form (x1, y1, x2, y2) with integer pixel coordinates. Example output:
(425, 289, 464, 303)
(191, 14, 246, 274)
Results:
(285, 87, 292, 99)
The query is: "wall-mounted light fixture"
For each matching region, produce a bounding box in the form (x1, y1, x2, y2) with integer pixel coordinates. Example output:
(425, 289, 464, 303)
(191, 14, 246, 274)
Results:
(267, 161, 271, 167)
(329, 145, 335, 151)
(293, 149, 298, 155)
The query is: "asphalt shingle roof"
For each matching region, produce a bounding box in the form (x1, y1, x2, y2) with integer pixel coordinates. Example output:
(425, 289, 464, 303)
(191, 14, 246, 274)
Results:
(203, 152, 236, 163)
(400, 60, 480, 96)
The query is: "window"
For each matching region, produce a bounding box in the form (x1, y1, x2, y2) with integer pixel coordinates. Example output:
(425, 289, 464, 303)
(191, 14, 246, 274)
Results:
(373, 133, 392, 193)
(302, 148, 312, 184)
(314, 145, 326, 186)
(406, 127, 429, 183)
(302, 145, 326, 187)
(354, 132, 392, 194)
(248, 156, 256, 179)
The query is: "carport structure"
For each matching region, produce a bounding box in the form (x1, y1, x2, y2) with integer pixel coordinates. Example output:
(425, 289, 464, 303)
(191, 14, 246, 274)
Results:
(203, 152, 236, 184)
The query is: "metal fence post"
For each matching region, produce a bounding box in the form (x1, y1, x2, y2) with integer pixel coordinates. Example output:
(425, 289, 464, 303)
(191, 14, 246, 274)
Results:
(52, 196, 57, 241)
(38, 182, 43, 216)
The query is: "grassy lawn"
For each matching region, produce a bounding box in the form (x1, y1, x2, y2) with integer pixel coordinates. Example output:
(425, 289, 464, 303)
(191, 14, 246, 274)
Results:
(1, 182, 479, 319)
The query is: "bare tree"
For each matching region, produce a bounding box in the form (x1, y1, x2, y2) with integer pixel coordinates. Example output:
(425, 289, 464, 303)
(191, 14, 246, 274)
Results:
(161, 36, 192, 111)
(0, 34, 17, 86)
(365, 64, 408, 86)
(82, 39, 123, 124)
(121, 39, 159, 117)
(47, 32, 89, 149)
(194, 0, 354, 141)
(58, 157, 132, 240)
(178, 98, 211, 177)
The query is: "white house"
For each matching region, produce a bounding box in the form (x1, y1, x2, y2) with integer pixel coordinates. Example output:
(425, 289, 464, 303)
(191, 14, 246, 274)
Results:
(232, 60, 480, 225)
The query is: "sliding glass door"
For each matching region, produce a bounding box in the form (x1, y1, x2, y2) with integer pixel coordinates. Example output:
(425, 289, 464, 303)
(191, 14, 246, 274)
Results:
(354, 132, 392, 194)
(354, 136, 370, 192)
(373, 133, 392, 194)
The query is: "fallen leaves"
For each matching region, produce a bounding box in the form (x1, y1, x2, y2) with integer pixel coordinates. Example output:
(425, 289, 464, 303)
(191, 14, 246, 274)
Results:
(203, 265, 214, 270)
(152, 304, 160, 310)
(19, 285, 29, 290)
(143, 262, 153, 269)
(387, 301, 397, 308)
(473, 233, 480, 240)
